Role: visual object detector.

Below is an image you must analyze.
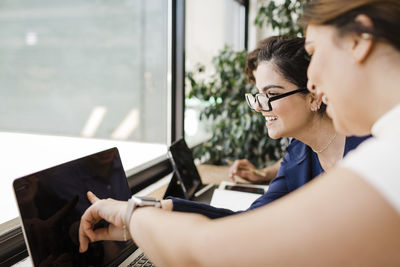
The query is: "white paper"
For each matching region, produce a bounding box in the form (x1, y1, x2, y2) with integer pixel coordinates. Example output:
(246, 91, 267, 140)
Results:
(210, 188, 262, 211)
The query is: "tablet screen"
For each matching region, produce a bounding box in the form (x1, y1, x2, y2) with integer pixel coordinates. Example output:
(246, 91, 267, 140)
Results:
(168, 139, 202, 199)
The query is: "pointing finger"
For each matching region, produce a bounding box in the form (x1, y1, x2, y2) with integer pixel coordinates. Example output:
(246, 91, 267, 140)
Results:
(87, 191, 100, 204)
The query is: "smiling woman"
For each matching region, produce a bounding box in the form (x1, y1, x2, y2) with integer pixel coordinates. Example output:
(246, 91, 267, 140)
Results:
(244, 36, 357, 169)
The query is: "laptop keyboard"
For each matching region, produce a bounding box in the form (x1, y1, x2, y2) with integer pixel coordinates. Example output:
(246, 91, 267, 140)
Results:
(127, 252, 155, 267)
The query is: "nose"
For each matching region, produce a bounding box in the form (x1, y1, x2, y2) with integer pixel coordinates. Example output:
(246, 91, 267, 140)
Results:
(307, 80, 325, 102)
(307, 80, 316, 94)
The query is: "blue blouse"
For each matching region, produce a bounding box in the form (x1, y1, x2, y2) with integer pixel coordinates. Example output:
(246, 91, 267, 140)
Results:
(170, 136, 370, 219)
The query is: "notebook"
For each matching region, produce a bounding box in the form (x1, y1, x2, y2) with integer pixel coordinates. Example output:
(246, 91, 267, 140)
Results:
(13, 147, 154, 267)
(165, 138, 215, 203)
(210, 181, 268, 211)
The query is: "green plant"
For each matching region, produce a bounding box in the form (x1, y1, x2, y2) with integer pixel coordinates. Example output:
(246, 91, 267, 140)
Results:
(187, 46, 285, 168)
(254, 0, 308, 36)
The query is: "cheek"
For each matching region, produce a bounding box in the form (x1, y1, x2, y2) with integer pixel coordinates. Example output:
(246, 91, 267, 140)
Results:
(326, 99, 354, 135)
(272, 98, 308, 119)
(270, 100, 289, 115)
(308, 64, 326, 101)
(308, 54, 320, 80)
(308, 50, 338, 96)
(307, 59, 317, 84)
(331, 111, 353, 135)
(327, 98, 351, 129)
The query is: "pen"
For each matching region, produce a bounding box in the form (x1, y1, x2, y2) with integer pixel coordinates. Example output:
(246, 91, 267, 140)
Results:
(225, 159, 266, 177)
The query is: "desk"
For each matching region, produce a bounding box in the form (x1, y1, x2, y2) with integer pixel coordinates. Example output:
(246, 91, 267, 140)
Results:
(146, 164, 231, 199)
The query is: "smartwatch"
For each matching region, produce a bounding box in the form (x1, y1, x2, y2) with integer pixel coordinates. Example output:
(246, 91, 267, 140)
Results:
(124, 196, 161, 227)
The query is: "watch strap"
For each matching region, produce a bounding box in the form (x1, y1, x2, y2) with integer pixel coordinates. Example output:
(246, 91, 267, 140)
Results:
(124, 196, 137, 228)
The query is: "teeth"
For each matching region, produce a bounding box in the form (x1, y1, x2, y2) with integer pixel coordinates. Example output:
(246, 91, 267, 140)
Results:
(265, 116, 278, 122)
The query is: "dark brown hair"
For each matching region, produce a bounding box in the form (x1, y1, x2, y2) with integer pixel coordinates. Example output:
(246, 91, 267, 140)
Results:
(301, 0, 400, 51)
(245, 35, 326, 114)
(245, 36, 310, 87)
(245, 38, 271, 85)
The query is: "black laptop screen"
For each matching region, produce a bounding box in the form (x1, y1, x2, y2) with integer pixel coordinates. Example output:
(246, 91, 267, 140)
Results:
(13, 148, 135, 267)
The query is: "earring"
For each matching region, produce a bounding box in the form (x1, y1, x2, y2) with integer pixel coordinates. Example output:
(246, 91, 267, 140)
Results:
(311, 104, 320, 112)
(361, 33, 372, 40)
(322, 95, 328, 105)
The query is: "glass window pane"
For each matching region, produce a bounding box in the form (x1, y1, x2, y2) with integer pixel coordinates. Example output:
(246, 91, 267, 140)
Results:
(185, 0, 245, 146)
(0, 0, 169, 225)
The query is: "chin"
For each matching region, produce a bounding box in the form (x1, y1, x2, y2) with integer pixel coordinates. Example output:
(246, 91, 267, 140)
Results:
(267, 131, 281, 140)
(341, 126, 372, 137)
(332, 120, 348, 135)
(333, 120, 370, 136)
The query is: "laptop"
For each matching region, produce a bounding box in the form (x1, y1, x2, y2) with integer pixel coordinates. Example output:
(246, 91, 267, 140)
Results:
(13, 147, 154, 267)
(164, 138, 215, 203)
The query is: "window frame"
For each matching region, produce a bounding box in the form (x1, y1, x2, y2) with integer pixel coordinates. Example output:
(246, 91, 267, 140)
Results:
(235, 0, 249, 50)
(126, 0, 185, 194)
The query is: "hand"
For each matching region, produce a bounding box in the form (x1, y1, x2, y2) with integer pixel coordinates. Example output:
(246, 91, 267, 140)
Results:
(79, 191, 130, 253)
(228, 159, 266, 183)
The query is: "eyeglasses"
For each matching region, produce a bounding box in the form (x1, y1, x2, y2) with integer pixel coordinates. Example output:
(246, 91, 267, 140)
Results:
(245, 87, 308, 112)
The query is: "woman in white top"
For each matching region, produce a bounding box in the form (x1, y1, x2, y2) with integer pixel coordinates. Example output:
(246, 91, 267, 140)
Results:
(78, 0, 400, 266)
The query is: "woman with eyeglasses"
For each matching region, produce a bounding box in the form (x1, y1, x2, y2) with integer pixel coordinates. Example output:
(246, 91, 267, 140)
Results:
(228, 35, 369, 185)
(161, 36, 368, 218)
(79, 0, 400, 265)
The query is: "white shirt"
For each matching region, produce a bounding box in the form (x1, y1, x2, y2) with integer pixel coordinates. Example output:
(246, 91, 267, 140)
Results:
(340, 104, 400, 214)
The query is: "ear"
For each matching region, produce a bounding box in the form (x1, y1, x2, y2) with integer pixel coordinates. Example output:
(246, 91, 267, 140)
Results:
(351, 14, 374, 63)
(308, 92, 322, 112)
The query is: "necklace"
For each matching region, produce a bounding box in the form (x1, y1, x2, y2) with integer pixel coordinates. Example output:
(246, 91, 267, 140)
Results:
(312, 133, 337, 153)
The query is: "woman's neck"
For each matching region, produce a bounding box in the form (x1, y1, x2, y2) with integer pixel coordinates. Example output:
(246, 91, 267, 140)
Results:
(316, 133, 346, 171)
(294, 115, 345, 171)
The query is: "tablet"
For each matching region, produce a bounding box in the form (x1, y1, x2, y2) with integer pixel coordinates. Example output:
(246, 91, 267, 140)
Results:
(168, 138, 203, 199)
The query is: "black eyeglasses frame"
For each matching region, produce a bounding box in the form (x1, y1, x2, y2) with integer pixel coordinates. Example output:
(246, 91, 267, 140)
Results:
(245, 87, 309, 112)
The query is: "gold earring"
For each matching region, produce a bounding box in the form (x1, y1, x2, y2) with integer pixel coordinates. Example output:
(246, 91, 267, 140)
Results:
(361, 33, 372, 40)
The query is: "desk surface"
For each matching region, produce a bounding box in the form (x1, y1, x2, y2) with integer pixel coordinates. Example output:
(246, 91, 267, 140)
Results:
(146, 164, 233, 199)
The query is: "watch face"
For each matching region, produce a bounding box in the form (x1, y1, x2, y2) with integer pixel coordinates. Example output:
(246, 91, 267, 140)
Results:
(134, 196, 160, 207)
(137, 196, 157, 202)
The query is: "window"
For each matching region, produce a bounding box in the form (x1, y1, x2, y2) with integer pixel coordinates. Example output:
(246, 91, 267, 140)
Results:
(0, 1, 248, 264)
(0, 0, 170, 227)
(184, 0, 247, 146)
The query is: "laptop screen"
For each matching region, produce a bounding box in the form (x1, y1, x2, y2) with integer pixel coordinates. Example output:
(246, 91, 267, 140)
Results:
(13, 148, 136, 266)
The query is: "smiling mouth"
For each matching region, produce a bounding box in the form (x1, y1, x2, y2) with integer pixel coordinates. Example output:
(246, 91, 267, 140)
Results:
(264, 116, 278, 122)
